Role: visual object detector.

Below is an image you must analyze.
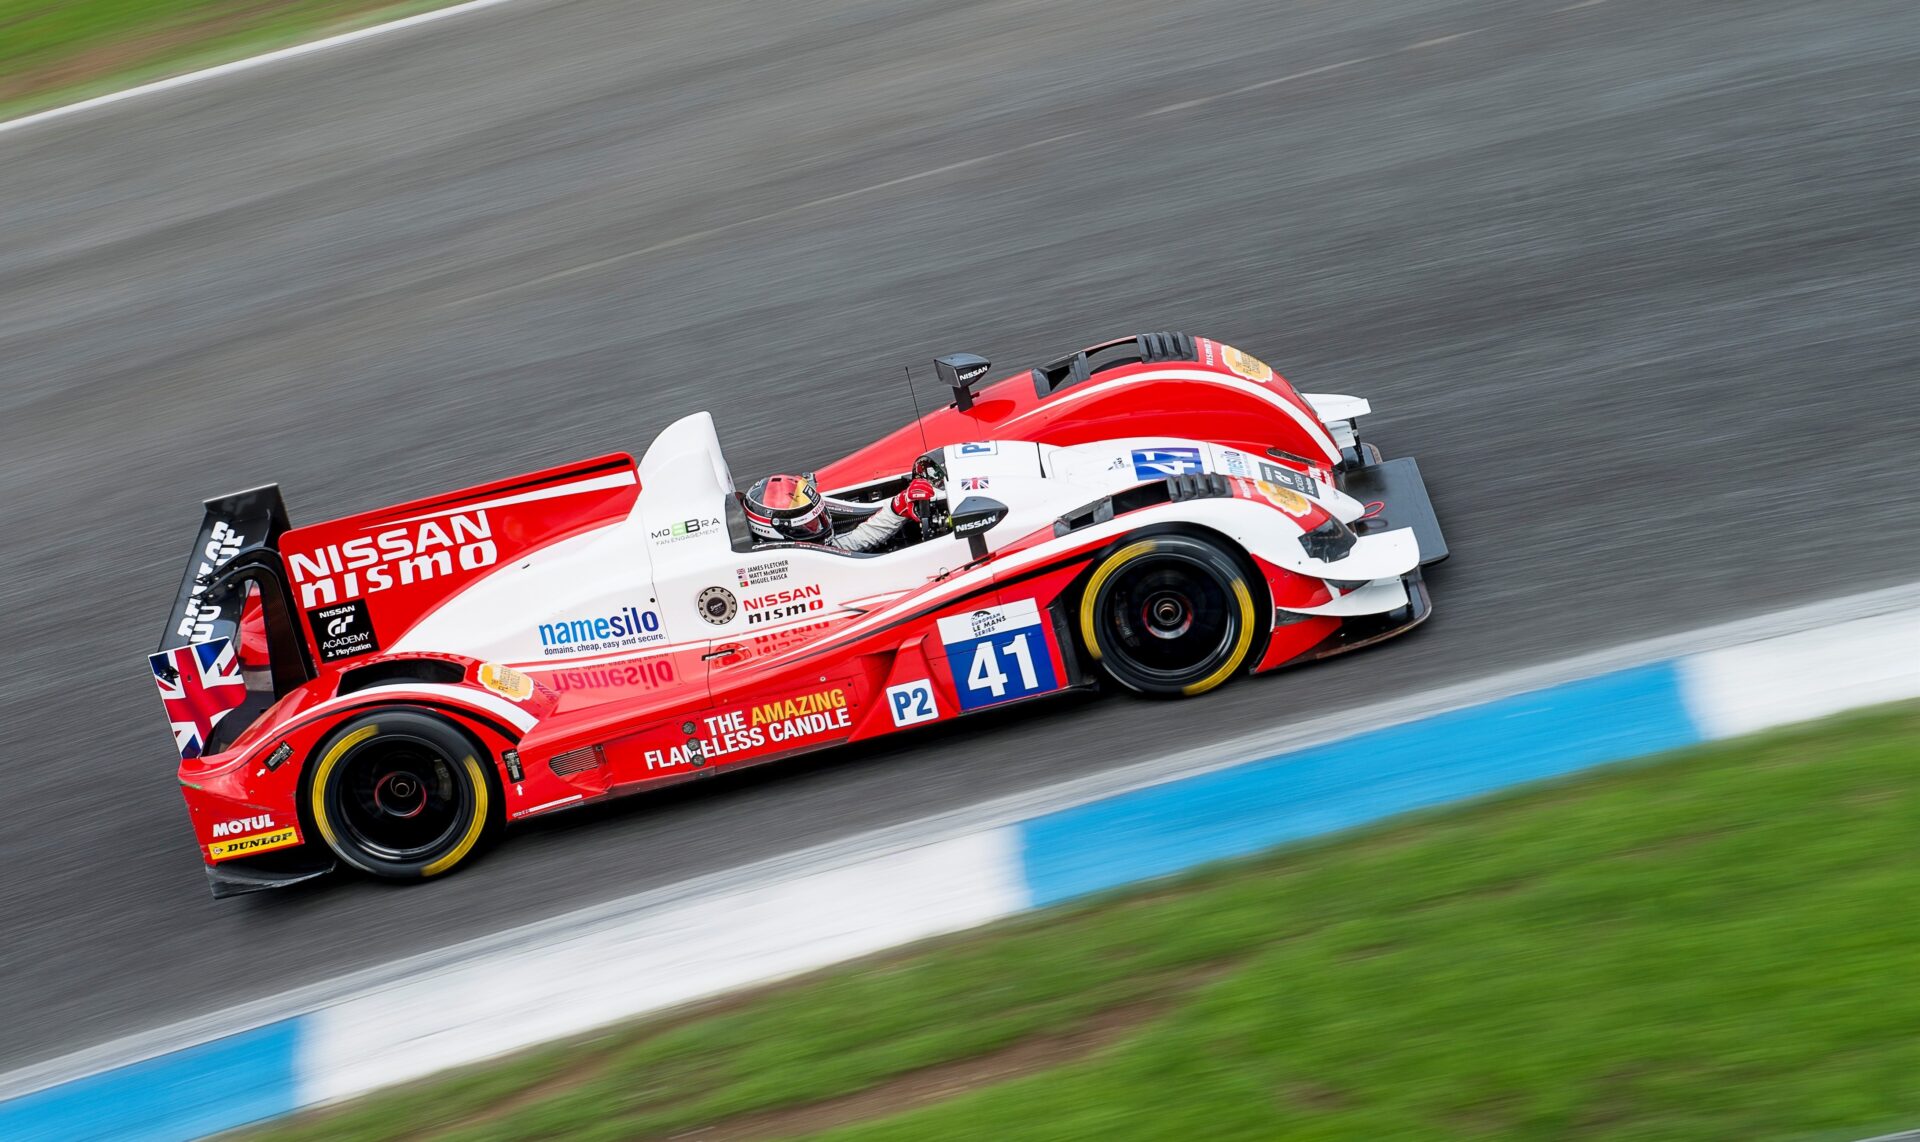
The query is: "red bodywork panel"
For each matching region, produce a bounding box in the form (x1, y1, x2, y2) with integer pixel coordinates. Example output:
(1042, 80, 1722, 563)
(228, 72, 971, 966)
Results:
(281, 454, 639, 667)
(816, 337, 1337, 489)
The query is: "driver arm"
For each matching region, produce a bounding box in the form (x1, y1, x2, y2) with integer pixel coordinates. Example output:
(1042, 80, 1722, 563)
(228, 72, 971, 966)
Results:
(821, 494, 885, 520)
(827, 502, 911, 553)
(825, 476, 943, 553)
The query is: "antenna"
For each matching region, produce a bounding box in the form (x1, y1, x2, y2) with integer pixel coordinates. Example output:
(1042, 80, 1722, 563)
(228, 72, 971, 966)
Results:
(902, 364, 933, 461)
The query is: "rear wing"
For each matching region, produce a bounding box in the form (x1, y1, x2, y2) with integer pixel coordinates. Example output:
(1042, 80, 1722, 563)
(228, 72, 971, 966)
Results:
(159, 486, 290, 653)
(152, 487, 315, 758)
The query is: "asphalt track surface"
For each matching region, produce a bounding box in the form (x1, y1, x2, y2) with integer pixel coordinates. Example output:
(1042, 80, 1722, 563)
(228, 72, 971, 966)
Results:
(1, 0, 1917, 1072)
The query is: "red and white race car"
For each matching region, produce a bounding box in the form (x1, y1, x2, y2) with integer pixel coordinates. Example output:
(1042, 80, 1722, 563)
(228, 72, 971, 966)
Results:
(153, 333, 1447, 895)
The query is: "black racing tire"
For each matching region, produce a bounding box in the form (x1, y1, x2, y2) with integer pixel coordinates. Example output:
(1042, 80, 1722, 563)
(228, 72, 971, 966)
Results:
(306, 708, 493, 881)
(1078, 533, 1261, 697)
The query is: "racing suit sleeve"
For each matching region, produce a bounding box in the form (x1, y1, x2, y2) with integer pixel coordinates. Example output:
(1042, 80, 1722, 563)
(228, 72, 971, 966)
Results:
(822, 480, 939, 554)
(827, 503, 912, 553)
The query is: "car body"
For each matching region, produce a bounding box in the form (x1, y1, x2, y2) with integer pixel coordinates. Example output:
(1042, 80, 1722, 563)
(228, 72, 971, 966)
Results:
(151, 332, 1447, 895)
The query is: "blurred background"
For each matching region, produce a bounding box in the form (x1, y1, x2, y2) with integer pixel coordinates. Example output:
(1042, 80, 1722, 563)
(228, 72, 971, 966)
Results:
(1, 0, 1918, 1136)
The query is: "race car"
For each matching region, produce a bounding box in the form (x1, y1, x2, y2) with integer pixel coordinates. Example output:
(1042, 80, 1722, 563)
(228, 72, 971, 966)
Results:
(152, 332, 1447, 895)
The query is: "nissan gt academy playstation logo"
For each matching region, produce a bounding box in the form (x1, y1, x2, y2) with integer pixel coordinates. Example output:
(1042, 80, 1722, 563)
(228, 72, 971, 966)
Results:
(652, 517, 722, 545)
(306, 599, 379, 663)
(698, 585, 738, 625)
(743, 584, 825, 626)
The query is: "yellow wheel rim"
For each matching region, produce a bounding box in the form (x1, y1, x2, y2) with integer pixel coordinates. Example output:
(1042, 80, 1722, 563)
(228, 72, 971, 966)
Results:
(308, 722, 490, 878)
(1079, 537, 1258, 696)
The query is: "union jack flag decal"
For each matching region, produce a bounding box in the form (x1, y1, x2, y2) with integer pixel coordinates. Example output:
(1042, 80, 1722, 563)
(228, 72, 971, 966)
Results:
(150, 638, 248, 760)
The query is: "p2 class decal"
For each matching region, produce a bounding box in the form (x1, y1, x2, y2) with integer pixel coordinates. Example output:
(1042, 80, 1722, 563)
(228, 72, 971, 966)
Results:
(936, 600, 1063, 712)
(885, 679, 940, 727)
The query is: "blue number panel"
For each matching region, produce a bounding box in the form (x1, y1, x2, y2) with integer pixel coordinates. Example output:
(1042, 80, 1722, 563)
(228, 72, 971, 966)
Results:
(937, 599, 1062, 712)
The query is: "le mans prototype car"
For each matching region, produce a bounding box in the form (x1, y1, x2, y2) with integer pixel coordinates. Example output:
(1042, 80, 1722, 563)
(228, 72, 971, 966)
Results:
(153, 332, 1447, 895)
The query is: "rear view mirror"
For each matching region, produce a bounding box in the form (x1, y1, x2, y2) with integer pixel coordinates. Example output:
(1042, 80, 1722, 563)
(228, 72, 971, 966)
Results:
(934, 353, 992, 412)
(950, 495, 1008, 560)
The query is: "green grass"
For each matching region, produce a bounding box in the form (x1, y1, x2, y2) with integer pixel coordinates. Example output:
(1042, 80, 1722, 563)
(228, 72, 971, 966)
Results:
(0, 0, 454, 118)
(239, 703, 1920, 1142)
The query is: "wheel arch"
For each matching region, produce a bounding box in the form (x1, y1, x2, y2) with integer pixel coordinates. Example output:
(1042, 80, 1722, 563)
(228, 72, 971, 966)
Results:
(1067, 522, 1273, 684)
(296, 701, 508, 873)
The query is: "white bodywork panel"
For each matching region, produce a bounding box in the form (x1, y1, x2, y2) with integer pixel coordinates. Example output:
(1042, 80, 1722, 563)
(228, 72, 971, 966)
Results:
(1300, 393, 1371, 425)
(394, 419, 1420, 667)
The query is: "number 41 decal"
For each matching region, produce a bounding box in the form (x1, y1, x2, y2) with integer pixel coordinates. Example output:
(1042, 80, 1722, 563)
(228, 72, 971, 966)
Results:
(965, 633, 1040, 698)
(936, 601, 1062, 712)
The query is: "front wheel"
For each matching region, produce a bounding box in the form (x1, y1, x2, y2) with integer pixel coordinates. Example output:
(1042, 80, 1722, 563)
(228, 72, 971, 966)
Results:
(1078, 534, 1261, 697)
(307, 709, 493, 881)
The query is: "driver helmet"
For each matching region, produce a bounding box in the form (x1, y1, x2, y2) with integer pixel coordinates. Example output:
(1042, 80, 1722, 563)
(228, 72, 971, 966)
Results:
(744, 472, 831, 543)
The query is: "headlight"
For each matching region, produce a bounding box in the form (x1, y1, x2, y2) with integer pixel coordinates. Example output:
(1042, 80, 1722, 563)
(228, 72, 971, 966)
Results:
(1299, 517, 1357, 562)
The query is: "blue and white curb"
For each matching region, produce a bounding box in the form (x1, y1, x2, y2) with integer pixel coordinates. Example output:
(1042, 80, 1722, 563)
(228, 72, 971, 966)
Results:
(4, 584, 1917, 1140)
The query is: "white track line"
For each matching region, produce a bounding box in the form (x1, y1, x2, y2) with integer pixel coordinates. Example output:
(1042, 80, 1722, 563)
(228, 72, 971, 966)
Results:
(1143, 56, 1378, 116)
(1407, 30, 1482, 50)
(0, 0, 532, 137)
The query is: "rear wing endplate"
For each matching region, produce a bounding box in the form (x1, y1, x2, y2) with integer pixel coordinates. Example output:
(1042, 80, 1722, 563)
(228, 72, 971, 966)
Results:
(159, 485, 313, 696)
(161, 486, 288, 649)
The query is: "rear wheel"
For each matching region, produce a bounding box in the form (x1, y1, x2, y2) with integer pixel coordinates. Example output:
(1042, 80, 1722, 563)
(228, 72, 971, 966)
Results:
(1078, 534, 1261, 697)
(307, 709, 492, 881)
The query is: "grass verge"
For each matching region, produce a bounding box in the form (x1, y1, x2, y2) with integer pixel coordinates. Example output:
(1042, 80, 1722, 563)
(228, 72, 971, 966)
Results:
(238, 703, 1920, 1141)
(0, 0, 462, 121)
